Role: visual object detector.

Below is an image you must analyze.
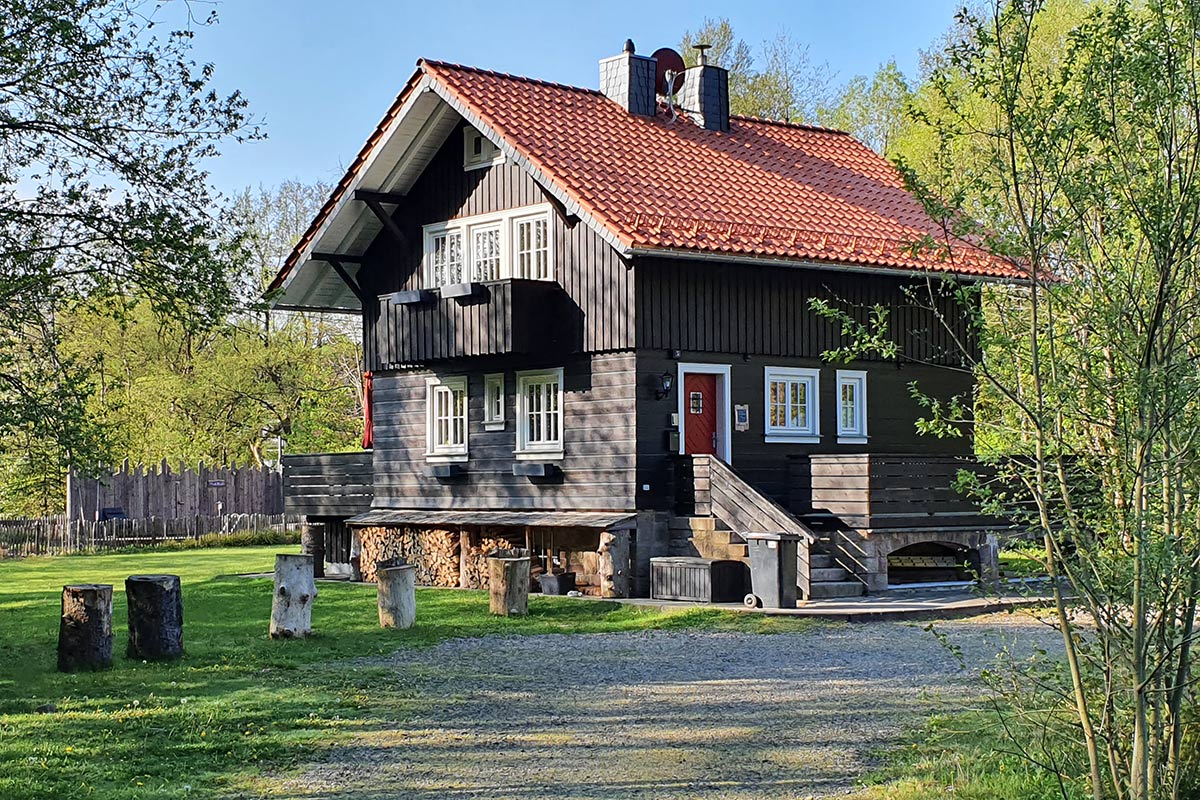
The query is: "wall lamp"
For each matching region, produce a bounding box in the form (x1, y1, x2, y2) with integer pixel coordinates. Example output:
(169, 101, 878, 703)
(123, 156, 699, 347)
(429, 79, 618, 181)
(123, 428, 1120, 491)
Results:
(654, 371, 674, 400)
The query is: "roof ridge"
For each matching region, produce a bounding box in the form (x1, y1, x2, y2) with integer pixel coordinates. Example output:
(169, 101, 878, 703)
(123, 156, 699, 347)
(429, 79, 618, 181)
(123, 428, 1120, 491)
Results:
(420, 59, 603, 96)
(731, 114, 849, 135)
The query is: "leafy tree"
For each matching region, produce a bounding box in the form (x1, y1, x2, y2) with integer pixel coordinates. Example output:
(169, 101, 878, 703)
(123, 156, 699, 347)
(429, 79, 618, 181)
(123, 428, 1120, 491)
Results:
(817, 59, 913, 156)
(679, 19, 832, 122)
(886, 2, 1200, 797)
(0, 0, 258, 500)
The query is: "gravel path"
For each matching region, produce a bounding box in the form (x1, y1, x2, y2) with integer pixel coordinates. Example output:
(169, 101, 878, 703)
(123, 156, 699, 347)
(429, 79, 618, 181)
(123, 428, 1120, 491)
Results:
(278, 614, 1057, 800)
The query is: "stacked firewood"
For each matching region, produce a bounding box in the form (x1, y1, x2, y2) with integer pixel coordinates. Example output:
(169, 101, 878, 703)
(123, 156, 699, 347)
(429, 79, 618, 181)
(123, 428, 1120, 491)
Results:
(357, 526, 460, 586)
(461, 532, 523, 589)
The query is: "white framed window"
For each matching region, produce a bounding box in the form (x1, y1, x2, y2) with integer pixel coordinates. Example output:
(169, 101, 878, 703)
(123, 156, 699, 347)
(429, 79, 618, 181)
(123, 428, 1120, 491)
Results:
(426, 227, 464, 287)
(836, 370, 868, 444)
(514, 213, 550, 280)
(422, 205, 553, 289)
(764, 367, 820, 443)
(471, 223, 503, 281)
(426, 376, 468, 459)
(516, 368, 564, 457)
(483, 373, 505, 430)
(463, 126, 505, 171)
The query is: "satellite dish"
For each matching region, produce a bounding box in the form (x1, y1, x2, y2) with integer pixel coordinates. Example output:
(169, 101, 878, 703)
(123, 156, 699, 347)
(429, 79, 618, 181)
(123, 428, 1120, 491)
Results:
(651, 47, 686, 96)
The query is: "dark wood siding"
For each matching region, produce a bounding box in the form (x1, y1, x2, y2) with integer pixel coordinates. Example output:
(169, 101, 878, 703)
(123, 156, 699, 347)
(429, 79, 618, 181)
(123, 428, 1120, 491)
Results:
(375, 279, 574, 366)
(635, 257, 979, 366)
(635, 349, 975, 512)
(358, 121, 632, 368)
(371, 351, 636, 511)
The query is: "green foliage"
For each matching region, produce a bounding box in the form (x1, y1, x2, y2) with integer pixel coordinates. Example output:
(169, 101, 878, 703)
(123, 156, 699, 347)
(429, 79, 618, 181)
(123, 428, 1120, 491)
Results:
(679, 18, 833, 123)
(817, 59, 914, 155)
(0, 1, 259, 491)
(808, 297, 900, 363)
(0, 546, 819, 799)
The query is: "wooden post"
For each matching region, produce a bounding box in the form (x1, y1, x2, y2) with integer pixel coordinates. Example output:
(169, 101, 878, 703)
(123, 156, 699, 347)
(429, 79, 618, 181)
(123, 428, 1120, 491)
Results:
(377, 564, 416, 629)
(125, 575, 184, 660)
(57, 584, 113, 672)
(270, 554, 316, 639)
(301, 521, 326, 578)
(487, 548, 531, 616)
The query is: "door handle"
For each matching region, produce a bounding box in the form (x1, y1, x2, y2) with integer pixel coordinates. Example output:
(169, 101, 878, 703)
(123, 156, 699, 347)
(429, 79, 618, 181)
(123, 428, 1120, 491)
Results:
(712, 431, 718, 450)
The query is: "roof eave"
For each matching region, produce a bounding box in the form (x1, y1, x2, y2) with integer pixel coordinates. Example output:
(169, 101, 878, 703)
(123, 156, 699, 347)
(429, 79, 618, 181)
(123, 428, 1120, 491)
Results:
(626, 246, 1028, 284)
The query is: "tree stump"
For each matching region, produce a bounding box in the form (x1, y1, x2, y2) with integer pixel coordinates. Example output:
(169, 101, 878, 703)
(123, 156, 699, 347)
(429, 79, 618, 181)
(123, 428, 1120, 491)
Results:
(487, 548, 531, 616)
(377, 564, 416, 629)
(270, 554, 316, 639)
(598, 530, 631, 598)
(300, 522, 326, 579)
(125, 574, 184, 660)
(57, 584, 113, 672)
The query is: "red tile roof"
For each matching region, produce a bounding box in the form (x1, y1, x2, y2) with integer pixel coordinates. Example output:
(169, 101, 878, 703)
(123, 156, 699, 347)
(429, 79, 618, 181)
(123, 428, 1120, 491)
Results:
(423, 61, 1019, 279)
(271, 60, 1021, 294)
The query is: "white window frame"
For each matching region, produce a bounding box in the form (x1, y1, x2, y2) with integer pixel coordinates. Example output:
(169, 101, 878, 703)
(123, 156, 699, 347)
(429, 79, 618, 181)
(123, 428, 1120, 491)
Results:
(469, 221, 504, 282)
(425, 375, 468, 461)
(513, 211, 551, 280)
(463, 126, 506, 171)
(515, 368, 565, 459)
(422, 205, 553, 289)
(836, 369, 868, 444)
(764, 366, 821, 443)
(483, 373, 505, 431)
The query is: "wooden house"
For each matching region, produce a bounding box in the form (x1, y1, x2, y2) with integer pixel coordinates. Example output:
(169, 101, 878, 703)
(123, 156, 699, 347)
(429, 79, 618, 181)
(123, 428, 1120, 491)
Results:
(271, 42, 1019, 599)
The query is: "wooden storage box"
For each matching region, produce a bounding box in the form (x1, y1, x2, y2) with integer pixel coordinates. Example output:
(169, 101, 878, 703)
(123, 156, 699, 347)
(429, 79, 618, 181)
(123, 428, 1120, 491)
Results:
(650, 557, 747, 603)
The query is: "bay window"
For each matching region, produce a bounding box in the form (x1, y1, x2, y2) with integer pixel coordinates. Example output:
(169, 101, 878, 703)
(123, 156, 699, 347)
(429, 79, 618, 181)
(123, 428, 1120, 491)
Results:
(423, 205, 553, 288)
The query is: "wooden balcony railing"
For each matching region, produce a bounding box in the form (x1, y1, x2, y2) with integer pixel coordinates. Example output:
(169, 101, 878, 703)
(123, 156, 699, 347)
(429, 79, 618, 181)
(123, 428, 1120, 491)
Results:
(282, 452, 374, 518)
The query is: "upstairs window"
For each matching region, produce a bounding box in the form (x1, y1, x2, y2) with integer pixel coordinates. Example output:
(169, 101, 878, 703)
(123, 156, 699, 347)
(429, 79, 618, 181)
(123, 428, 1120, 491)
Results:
(514, 214, 550, 280)
(836, 370, 868, 443)
(426, 376, 468, 458)
(471, 223, 503, 282)
(428, 229, 463, 286)
(764, 367, 820, 443)
(463, 127, 505, 171)
(516, 368, 564, 456)
(423, 206, 554, 288)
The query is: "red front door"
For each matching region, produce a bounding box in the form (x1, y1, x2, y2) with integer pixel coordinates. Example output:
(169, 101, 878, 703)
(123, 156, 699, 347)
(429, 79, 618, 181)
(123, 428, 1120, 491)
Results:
(683, 373, 719, 455)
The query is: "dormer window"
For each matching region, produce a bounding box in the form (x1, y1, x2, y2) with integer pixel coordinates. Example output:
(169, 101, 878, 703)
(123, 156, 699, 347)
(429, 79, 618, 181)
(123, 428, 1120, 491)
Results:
(463, 126, 504, 171)
(423, 205, 554, 288)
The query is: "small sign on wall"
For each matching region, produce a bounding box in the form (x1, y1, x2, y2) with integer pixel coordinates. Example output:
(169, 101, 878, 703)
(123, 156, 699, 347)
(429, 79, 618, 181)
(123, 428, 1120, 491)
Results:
(734, 404, 750, 432)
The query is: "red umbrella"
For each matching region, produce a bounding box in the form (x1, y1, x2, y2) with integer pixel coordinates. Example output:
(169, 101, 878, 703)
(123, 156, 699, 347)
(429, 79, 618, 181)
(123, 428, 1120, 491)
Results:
(362, 371, 374, 449)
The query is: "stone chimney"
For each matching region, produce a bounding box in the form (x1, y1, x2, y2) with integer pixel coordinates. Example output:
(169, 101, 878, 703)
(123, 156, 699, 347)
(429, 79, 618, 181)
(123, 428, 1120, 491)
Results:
(678, 53, 730, 132)
(599, 39, 657, 117)
(676, 65, 729, 133)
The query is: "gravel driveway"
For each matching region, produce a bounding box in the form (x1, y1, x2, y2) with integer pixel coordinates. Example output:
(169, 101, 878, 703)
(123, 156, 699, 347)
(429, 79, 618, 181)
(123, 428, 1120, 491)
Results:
(279, 614, 1056, 800)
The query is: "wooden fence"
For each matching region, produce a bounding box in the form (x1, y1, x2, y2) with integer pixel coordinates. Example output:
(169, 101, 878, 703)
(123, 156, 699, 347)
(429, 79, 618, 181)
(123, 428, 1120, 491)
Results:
(67, 461, 283, 520)
(0, 513, 304, 559)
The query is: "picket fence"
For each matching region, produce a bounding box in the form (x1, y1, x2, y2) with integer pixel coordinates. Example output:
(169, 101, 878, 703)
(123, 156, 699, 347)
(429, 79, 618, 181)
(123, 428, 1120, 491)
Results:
(0, 512, 304, 559)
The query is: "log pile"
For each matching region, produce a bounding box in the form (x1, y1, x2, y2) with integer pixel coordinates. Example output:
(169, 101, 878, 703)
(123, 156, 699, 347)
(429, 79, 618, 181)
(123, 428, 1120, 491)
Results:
(358, 526, 460, 586)
(461, 532, 523, 589)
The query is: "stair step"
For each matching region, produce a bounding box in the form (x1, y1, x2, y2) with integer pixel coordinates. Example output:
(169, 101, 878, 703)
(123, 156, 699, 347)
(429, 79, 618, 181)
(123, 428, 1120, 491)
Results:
(810, 567, 848, 583)
(808, 553, 835, 570)
(808, 581, 865, 600)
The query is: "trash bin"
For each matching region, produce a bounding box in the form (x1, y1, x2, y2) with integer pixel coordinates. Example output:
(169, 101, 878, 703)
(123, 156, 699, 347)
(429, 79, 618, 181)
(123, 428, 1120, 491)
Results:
(744, 532, 801, 608)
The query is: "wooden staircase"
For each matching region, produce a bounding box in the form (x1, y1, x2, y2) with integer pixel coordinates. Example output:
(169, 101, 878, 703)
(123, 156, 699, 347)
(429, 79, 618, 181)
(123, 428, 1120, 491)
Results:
(675, 455, 865, 600)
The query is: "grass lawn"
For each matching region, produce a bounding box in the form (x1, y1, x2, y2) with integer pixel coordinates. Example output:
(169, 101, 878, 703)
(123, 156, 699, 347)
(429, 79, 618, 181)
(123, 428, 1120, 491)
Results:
(0, 545, 816, 799)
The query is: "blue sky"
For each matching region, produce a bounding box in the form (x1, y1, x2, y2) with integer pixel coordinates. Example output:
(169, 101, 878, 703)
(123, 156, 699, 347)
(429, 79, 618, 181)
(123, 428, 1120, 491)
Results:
(189, 1, 962, 196)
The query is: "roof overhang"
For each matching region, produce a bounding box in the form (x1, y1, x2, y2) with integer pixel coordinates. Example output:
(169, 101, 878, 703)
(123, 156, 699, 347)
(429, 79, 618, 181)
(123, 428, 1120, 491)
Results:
(270, 74, 460, 312)
(628, 246, 1028, 284)
(345, 509, 637, 530)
